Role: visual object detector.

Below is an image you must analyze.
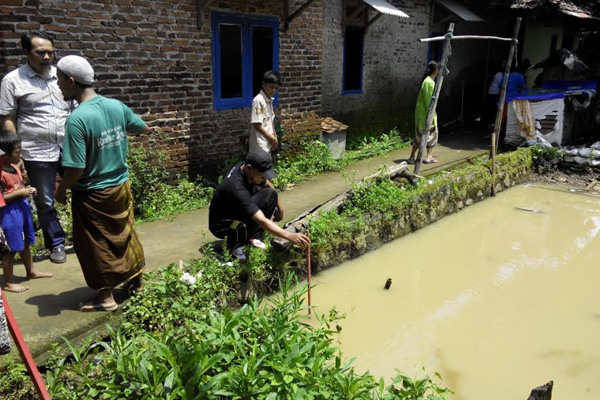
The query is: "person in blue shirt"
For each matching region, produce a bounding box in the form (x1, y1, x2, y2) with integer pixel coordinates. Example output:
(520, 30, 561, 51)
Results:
(504, 65, 526, 101)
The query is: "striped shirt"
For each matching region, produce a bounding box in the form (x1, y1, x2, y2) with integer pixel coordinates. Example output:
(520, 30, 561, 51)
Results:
(0, 63, 72, 161)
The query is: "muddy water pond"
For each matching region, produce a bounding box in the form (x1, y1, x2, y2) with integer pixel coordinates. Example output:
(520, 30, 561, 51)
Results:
(306, 184, 600, 399)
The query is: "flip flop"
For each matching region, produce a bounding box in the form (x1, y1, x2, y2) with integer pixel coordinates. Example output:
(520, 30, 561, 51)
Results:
(423, 159, 439, 164)
(79, 299, 118, 312)
(248, 238, 266, 249)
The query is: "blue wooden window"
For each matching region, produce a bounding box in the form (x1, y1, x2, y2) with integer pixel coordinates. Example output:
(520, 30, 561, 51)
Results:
(342, 26, 364, 94)
(211, 12, 279, 110)
(427, 33, 443, 63)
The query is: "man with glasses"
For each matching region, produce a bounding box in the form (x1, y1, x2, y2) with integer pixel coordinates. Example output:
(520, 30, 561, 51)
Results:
(0, 31, 71, 263)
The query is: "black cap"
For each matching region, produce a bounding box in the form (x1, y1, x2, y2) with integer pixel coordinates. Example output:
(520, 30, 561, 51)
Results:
(245, 150, 277, 181)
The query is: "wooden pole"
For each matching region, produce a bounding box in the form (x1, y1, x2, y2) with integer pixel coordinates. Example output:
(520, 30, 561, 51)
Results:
(414, 23, 454, 176)
(490, 17, 522, 196)
(2, 290, 52, 400)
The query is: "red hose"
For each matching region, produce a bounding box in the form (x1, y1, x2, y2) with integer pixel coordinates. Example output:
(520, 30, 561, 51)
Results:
(307, 239, 312, 316)
(1, 290, 52, 399)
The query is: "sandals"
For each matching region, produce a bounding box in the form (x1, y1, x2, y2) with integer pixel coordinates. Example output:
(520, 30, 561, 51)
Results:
(79, 298, 118, 312)
(423, 159, 439, 164)
(248, 238, 266, 249)
(231, 247, 247, 262)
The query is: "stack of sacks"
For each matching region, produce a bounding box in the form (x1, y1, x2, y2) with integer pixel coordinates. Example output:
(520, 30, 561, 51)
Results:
(558, 142, 600, 172)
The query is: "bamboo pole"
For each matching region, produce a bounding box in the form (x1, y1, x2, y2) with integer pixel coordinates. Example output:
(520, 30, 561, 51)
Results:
(420, 35, 513, 42)
(490, 17, 522, 196)
(414, 23, 454, 176)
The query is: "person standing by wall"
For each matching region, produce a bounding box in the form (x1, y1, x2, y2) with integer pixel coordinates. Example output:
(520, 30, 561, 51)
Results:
(54, 55, 148, 312)
(249, 70, 280, 154)
(486, 60, 506, 124)
(408, 61, 440, 165)
(0, 31, 71, 264)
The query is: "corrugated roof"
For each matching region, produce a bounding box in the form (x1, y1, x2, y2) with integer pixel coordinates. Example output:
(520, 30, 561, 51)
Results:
(436, 0, 484, 21)
(362, 0, 410, 18)
(498, 0, 600, 20)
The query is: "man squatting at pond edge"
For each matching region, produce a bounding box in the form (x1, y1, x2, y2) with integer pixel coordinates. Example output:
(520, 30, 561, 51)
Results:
(209, 150, 310, 262)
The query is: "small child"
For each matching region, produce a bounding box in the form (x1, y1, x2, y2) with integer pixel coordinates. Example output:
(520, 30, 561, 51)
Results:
(0, 131, 51, 293)
(249, 70, 280, 154)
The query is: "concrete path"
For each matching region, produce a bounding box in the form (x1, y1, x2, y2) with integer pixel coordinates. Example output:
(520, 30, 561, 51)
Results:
(2, 129, 489, 359)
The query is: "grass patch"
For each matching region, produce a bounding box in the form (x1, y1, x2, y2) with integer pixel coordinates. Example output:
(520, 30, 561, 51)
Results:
(273, 128, 410, 190)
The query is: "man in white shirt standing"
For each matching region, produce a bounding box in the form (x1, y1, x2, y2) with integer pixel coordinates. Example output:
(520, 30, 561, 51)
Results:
(249, 70, 280, 154)
(0, 31, 70, 263)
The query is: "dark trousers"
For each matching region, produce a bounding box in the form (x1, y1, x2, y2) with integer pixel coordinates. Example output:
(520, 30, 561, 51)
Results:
(210, 188, 278, 250)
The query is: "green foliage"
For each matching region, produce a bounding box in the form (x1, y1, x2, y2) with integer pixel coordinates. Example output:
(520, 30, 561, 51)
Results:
(308, 149, 533, 254)
(308, 210, 355, 252)
(381, 372, 452, 400)
(345, 129, 409, 162)
(46, 277, 450, 400)
(273, 129, 410, 190)
(122, 251, 239, 332)
(128, 143, 213, 222)
(0, 358, 36, 400)
(530, 145, 561, 174)
(273, 140, 341, 189)
(344, 109, 413, 150)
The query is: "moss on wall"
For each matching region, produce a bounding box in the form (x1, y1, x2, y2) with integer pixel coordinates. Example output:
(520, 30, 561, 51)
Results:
(306, 149, 533, 270)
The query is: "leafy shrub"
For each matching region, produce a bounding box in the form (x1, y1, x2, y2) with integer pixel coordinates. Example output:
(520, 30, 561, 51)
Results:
(122, 252, 239, 332)
(0, 358, 36, 400)
(273, 130, 410, 191)
(128, 143, 213, 222)
(531, 145, 561, 173)
(46, 278, 451, 400)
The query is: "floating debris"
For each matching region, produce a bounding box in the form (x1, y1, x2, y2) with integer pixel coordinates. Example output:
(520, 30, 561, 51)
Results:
(515, 207, 544, 213)
(384, 278, 392, 290)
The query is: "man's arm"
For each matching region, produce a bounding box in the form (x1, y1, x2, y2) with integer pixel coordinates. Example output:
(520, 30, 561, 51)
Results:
(2, 115, 17, 133)
(251, 209, 310, 247)
(252, 122, 278, 150)
(54, 167, 84, 204)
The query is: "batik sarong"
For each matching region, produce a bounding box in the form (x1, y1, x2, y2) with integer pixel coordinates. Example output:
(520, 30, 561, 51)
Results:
(71, 181, 145, 290)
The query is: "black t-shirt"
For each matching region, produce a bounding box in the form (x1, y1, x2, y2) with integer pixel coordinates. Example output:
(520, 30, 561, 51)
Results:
(209, 163, 264, 229)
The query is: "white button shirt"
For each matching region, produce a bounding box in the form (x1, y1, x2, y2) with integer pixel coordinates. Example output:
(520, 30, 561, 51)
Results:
(249, 90, 275, 153)
(0, 64, 72, 162)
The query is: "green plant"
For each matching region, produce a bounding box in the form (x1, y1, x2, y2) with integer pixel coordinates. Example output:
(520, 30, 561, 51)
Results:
(45, 276, 451, 400)
(122, 252, 239, 332)
(531, 145, 561, 173)
(273, 140, 342, 189)
(128, 141, 213, 222)
(379, 372, 452, 400)
(272, 129, 410, 191)
(0, 358, 36, 400)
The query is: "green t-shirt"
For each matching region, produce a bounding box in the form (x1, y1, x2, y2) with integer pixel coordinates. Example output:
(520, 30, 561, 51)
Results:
(415, 76, 438, 131)
(62, 96, 146, 191)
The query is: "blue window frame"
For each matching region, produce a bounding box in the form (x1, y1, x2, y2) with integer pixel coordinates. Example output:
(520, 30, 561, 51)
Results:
(211, 12, 280, 110)
(427, 33, 443, 63)
(342, 26, 364, 95)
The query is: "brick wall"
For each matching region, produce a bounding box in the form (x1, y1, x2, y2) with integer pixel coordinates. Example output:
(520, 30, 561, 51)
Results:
(322, 0, 432, 131)
(0, 0, 323, 179)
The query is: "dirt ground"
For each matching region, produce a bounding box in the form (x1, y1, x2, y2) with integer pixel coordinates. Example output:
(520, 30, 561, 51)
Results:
(531, 169, 600, 194)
